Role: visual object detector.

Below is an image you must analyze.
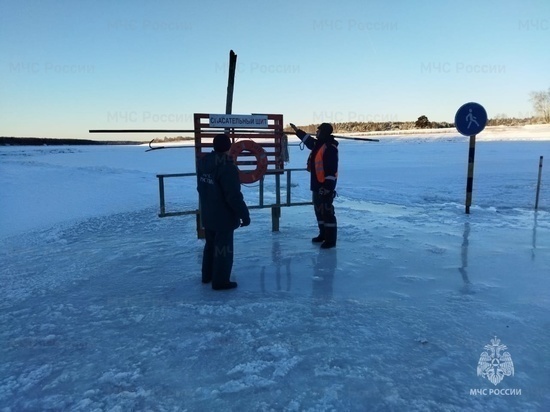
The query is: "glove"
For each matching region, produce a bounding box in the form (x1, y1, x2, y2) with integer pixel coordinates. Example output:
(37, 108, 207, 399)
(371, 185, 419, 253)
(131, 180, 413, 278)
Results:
(240, 216, 251, 227)
(323, 179, 336, 191)
(318, 187, 332, 196)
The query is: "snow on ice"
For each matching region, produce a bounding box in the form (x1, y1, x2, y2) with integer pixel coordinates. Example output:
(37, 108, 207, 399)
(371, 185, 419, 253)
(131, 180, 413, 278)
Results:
(0, 127, 549, 411)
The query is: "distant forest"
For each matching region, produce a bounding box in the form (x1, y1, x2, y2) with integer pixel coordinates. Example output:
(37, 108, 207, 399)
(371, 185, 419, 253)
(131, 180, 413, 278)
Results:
(0, 137, 141, 146)
(293, 116, 544, 134)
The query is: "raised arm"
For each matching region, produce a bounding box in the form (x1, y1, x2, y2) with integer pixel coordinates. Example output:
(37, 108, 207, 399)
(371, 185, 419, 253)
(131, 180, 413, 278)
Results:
(290, 122, 316, 150)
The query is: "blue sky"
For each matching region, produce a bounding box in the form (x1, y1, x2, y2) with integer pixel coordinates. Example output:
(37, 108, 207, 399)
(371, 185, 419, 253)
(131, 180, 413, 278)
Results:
(1, 0, 549, 140)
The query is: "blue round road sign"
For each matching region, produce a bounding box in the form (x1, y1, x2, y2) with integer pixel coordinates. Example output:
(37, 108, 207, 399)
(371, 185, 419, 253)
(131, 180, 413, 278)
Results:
(455, 102, 487, 136)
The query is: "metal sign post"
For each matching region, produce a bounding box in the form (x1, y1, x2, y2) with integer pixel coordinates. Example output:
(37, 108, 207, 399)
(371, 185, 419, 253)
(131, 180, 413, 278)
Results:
(455, 102, 487, 214)
(535, 156, 543, 210)
(464, 135, 476, 214)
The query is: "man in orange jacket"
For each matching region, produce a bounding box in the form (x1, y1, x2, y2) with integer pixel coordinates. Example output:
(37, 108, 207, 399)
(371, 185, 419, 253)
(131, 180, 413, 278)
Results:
(291, 123, 339, 249)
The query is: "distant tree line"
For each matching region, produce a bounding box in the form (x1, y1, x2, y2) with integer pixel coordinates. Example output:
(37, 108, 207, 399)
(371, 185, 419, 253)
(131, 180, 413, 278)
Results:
(289, 88, 550, 133)
(0, 137, 139, 146)
(287, 117, 538, 134)
(288, 119, 451, 134)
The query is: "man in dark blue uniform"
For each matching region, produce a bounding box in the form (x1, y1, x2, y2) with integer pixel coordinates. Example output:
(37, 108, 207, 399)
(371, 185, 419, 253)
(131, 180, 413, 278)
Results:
(291, 123, 339, 249)
(197, 134, 250, 290)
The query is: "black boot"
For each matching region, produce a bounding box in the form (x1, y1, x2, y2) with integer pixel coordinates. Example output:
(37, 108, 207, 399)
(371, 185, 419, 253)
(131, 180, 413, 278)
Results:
(312, 224, 325, 243)
(321, 225, 337, 249)
(212, 281, 238, 290)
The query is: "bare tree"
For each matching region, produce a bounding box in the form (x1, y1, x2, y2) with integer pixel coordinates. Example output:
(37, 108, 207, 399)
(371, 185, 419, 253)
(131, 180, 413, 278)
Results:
(530, 88, 550, 123)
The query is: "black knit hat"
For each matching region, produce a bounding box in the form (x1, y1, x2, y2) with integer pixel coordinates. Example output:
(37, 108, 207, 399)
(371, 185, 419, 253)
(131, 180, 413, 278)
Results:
(317, 123, 333, 136)
(213, 134, 232, 152)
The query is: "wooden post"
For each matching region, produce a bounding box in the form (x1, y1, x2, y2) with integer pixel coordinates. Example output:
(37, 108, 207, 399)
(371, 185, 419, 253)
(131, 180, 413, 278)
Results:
(158, 176, 166, 217)
(465, 135, 476, 214)
(271, 207, 280, 232)
(286, 170, 292, 205)
(226, 50, 237, 116)
(194, 114, 205, 239)
(259, 175, 264, 207)
(535, 156, 543, 210)
(272, 173, 281, 231)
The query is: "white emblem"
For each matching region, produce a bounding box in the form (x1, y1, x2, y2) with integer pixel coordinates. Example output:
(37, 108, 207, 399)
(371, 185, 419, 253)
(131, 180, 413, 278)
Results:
(477, 336, 514, 385)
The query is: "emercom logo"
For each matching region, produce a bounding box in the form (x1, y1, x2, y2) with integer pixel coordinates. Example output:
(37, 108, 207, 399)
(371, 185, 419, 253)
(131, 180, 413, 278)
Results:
(476, 336, 514, 385)
(469, 336, 522, 397)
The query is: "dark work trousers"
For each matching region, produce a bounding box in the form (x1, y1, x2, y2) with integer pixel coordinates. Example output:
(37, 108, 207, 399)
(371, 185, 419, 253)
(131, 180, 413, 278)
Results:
(312, 191, 337, 241)
(202, 229, 234, 287)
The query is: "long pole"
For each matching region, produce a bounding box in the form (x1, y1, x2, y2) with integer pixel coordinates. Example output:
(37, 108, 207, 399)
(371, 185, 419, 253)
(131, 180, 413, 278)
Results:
(331, 134, 379, 142)
(465, 135, 476, 214)
(89, 129, 379, 142)
(225, 50, 237, 136)
(535, 156, 543, 210)
(226, 50, 237, 115)
(89, 129, 276, 134)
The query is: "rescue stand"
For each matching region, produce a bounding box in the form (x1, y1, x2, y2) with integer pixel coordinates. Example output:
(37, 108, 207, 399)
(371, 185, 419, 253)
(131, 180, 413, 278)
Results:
(156, 113, 312, 239)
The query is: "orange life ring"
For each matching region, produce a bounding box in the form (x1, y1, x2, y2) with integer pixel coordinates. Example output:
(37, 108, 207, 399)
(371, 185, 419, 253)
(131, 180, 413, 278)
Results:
(229, 140, 268, 184)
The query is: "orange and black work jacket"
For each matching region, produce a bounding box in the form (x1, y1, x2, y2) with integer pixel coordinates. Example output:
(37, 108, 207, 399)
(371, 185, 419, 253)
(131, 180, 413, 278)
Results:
(299, 133, 339, 192)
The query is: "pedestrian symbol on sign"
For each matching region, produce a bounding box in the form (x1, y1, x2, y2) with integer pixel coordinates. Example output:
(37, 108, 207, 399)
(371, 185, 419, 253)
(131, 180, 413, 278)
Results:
(455, 102, 487, 136)
(466, 109, 479, 129)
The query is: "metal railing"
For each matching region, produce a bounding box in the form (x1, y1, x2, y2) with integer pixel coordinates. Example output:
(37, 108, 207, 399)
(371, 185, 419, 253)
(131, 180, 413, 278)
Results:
(156, 168, 312, 233)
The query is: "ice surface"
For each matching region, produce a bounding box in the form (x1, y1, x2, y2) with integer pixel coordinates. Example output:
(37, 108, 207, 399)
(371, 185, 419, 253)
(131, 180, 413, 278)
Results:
(1, 132, 549, 411)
